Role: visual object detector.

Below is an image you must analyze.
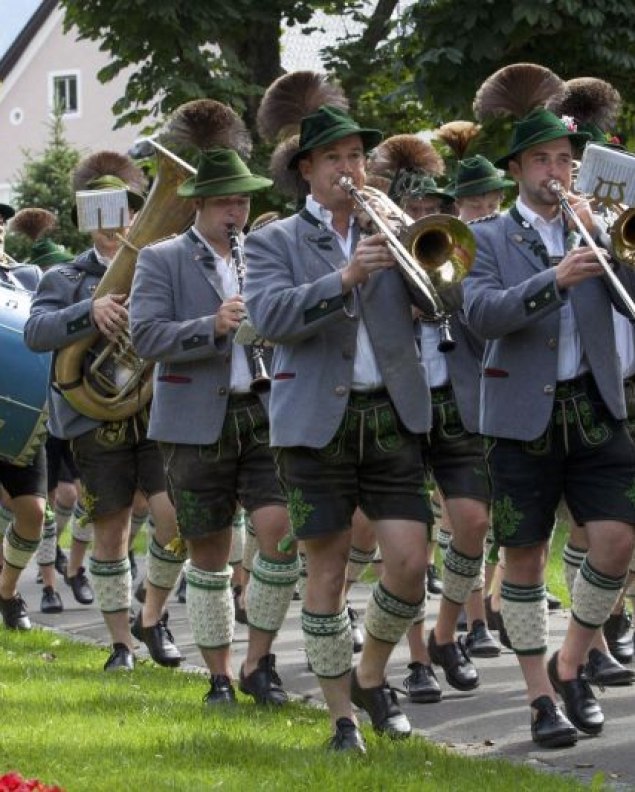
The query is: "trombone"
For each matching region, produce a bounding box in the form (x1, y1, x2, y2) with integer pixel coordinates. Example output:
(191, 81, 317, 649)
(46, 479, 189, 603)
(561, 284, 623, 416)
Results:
(548, 179, 635, 320)
(338, 176, 475, 352)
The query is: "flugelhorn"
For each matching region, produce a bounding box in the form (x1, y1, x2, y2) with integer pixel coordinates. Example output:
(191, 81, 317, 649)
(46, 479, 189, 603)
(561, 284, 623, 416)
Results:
(338, 177, 474, 352)
(548, 179, 635, 320)
(228, 226, 271, 393)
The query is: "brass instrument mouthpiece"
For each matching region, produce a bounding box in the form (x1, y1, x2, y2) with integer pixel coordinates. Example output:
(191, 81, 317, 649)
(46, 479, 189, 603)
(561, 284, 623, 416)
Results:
(547, 179, 564, 194)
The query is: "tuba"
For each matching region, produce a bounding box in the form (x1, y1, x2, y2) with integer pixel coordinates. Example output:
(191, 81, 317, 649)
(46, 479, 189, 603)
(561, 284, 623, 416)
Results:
(54, 148, 195, 420)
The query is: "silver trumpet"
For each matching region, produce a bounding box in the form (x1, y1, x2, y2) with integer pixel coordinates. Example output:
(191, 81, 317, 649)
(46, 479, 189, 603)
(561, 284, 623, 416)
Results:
(548, 180, 635, 320)
(228, 225, 271, 393)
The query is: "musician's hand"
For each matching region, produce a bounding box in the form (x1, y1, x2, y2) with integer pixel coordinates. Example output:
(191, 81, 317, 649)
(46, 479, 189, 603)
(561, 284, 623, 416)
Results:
(566, 193, 598, 237)
(554, 246, 605, 289)
(341, 233, 396, 292)
(91, 293, 128, 341)
(215, 295, 246, 336)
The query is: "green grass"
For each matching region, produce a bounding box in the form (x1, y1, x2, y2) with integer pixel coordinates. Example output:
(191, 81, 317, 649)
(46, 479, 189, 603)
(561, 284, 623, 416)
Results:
(0, 630, 597, 792)
(547, 521, 571, 608)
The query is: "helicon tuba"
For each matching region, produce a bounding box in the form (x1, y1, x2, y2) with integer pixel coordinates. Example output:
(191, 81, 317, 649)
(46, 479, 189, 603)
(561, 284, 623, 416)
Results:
(54, 148, 195, 420)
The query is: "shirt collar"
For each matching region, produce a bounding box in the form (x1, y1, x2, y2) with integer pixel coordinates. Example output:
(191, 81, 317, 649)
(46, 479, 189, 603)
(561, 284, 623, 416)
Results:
(190, 225, 227, 264)
(305, 194, 355, 236)
(92, 246, 112, 268)
(516, 196, 563, 231)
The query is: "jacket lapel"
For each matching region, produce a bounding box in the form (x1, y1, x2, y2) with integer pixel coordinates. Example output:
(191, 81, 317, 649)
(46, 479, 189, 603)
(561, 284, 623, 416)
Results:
(299, 209, 359, 273)
(187, 228, 225, 301)
(505, 207, 551, 273)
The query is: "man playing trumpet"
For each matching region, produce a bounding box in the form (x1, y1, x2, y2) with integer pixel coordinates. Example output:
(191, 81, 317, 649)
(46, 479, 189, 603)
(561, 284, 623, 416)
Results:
(465, 64, 635, 747)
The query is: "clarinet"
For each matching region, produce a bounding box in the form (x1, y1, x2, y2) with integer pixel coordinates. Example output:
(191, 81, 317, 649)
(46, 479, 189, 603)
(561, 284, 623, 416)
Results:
(227, 226, 271, 393)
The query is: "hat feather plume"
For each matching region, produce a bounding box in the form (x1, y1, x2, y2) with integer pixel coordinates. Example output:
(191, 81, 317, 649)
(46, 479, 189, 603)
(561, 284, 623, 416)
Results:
(545, 77, 621, 130)
(435, 121, 482, 161)
(257, 70, 349, 143)
(269, 135, 308, 200)
(10, 208, 58, 241)
(368, 134, 445, 178)
(72, 151, 147, 193)
(162, 99, 252, 159)
(473, 63, 565, 121)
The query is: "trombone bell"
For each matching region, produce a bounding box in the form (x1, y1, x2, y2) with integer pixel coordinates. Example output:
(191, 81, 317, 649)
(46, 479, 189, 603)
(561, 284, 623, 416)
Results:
(399, 214, 476, 289)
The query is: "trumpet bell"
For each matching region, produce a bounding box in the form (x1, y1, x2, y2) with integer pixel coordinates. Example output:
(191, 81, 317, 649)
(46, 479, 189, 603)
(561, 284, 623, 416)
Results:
(400, 214, 475, 287)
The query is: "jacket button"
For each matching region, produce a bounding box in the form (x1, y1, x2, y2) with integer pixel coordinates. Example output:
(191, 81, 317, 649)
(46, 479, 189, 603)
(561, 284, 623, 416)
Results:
(335, 385, 347, 396)
(543, 384, 554, 394)
(218, 386, 228, 396)
(319, 300, 328, 310)
(192, 335, 199, 343)
(547, 338, 557, 349)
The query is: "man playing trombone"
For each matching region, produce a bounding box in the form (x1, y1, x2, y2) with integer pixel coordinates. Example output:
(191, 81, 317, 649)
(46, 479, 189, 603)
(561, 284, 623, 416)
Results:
(463, 104, 635, 748)
(244, 104, 436, 753)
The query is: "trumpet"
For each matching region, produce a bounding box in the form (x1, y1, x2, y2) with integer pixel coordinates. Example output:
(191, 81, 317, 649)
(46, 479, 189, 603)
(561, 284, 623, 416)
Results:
(338, 177, 475, 352)
(548, 179, 635, 320)
(228, 226, 271, 393)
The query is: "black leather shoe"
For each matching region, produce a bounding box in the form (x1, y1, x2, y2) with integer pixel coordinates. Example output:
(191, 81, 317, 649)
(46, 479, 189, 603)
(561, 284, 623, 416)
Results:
(465, 619, 501, 658)
(426, 564, 443, 595)
(203, 674, 236, 706)
(327, 717, 367, 754)
(547, 652, 604, 735)
(64, 567, 94, 605)
(603, 608, 633, 664)
(351, 669, 411, 738)
(403, 662, 442, 703)
(428, 630, 479, 691)
(530, 695, 578, 748)
(239, 654, 288, 705)
(131, 610, 182, 667)
(348, 604, 364, 653)
(484, 596, 512, 649)
(233, 584, 248, 625)
(0, 592, 31, 630)
(585, 648, 634, 687)
(546, 589, 562, 611)
(40, 586, 63, 614)
(176, 575, 187, 604)
(54, 545, 68, 577)
(104, 643, 135, 671)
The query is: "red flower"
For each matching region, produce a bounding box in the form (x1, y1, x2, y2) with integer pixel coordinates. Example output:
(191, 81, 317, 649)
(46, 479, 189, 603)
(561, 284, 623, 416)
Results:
(0, 772, 65, 792)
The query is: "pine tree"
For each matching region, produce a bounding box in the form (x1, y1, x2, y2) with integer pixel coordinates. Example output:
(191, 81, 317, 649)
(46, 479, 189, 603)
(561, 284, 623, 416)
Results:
(6, 106, 89, 262)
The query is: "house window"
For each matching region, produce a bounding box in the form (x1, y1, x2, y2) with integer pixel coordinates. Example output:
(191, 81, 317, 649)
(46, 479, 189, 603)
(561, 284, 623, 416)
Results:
(49, 71, 80, 116)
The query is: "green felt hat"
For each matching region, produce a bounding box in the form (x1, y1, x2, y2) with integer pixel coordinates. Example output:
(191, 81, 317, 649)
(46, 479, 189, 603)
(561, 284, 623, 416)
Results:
(578, 121, 625, 151)
(29, 238, 74, 268)
(392, 171, 450, 201)
(178, 147, 272, 198)
(495, 108, 591, 169)
(450, 155, 515, 198)
(0, 203, 15, 221)
(288, 105, 383, 170)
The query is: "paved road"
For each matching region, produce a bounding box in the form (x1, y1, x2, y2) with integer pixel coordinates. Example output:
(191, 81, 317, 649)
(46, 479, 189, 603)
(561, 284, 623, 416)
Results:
(11, 557, 635, 790)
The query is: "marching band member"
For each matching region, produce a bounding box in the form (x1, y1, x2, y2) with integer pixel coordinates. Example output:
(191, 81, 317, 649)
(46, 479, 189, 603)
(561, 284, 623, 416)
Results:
(245, 76, 435, 752)
(465, 63, 635, 747)
(10, 208, 94, 612)
(0, 202, 46, 630)
(25, 152, 184, 671)
(130, 99, 298, 708)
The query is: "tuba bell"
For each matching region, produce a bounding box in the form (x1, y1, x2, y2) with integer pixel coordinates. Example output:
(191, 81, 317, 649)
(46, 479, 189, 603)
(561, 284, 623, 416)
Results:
(54, 148, 195, 420)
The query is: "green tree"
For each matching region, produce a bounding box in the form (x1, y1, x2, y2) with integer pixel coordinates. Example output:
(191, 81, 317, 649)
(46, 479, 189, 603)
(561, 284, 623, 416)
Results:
(391, 0, 635, 136)
(59, 0, 399, 132)
(6, 107, 89, 262)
